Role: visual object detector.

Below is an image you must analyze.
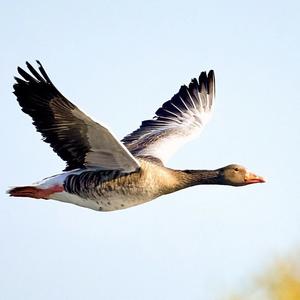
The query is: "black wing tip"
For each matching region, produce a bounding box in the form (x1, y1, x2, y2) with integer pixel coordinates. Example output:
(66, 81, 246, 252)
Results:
(188, 70, 215, 91)
(17, 60, 41, 70)
(198, 69, 214, 77)
(208, 69, 215, 77)
(179, 69, 215, 94)
(207, 70, 215, 97)
(14, 60, 55, 89)
(17, 66, 26, 76)
(197, 69, 215, 96)
(16, 61, 41, 81)
(198, 69, 214, 81)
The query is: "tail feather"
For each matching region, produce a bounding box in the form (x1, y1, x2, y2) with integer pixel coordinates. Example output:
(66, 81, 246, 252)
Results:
(8, 186, 44, 199)
(7, 185, 64, 199)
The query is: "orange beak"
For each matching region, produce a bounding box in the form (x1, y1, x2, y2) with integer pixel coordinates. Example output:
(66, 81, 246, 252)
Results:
(244, 171, 266, 184)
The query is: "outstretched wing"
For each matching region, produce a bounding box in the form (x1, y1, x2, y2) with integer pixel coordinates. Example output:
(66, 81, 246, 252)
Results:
(122, 71, 215, 164)
(13, 61, 140, 172)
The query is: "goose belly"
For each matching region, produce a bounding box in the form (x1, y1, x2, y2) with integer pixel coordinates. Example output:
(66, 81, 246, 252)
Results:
(50, 190, 156, 211)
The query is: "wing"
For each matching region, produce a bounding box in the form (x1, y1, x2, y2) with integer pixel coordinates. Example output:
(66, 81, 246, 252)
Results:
(122, 71, 215, 164)
(13, 61, 140, 172)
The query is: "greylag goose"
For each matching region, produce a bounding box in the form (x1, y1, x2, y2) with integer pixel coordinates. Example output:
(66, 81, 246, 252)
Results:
(8, 61, 265, 211)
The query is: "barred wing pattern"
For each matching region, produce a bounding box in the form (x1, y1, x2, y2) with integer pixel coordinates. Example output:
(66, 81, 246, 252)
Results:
(14, 61, 140, 172)
(122, 71, 215, 164)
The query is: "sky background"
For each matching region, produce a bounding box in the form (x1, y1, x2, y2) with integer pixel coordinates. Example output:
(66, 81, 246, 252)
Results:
(1, 1, 300, 299)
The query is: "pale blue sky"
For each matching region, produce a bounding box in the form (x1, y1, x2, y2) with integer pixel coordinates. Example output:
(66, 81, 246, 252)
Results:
(1, 1, 300, 299)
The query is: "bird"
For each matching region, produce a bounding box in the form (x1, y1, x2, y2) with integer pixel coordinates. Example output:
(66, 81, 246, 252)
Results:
(8, 61, 265, 212)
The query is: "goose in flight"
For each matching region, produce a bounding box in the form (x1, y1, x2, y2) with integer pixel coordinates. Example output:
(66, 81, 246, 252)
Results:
(8, 61, 265, 211)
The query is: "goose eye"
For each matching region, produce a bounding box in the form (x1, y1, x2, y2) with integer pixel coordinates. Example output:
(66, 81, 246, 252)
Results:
(234, 168, 239, 172)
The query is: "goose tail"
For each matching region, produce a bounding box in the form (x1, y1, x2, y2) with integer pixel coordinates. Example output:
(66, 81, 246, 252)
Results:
(7, 185, 64, 199)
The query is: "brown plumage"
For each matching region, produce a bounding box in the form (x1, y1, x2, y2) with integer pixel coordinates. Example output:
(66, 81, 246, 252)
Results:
(8, 61, 265, 211)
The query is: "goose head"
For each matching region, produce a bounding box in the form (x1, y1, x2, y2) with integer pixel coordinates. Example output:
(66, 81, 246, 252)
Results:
(220, 164, 265, 186)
